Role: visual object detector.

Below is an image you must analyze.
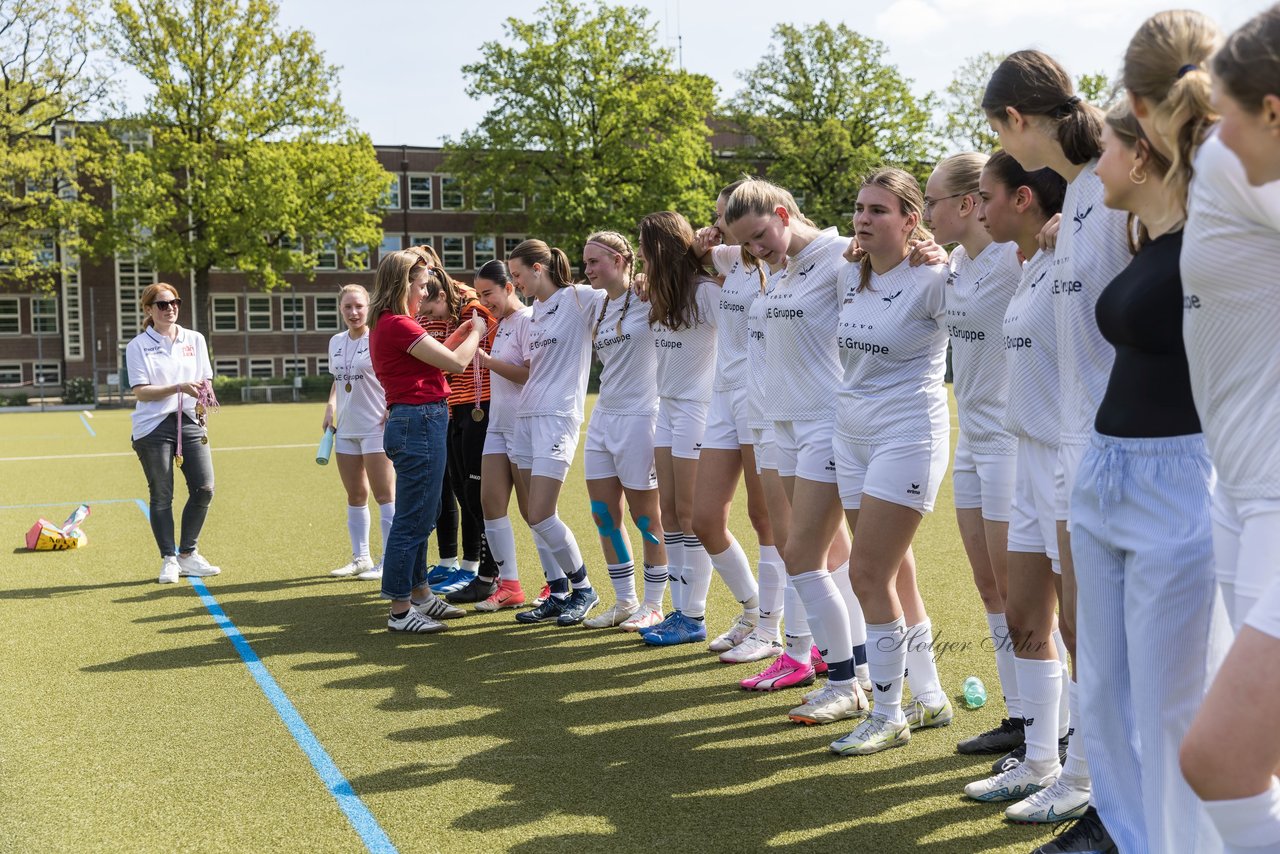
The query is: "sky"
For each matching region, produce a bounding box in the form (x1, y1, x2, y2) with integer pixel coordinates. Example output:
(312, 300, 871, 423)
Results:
(116, 0, 1273, 147)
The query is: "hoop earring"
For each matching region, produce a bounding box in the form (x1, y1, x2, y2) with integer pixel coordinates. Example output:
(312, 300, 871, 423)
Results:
(1129, 165, 1148, 185)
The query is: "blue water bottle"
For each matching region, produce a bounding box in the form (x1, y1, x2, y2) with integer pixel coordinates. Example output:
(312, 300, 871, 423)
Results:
(962, 676, 987, 709)
(316, 427, 335, 465)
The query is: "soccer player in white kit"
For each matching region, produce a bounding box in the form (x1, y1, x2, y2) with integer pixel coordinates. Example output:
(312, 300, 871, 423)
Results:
(472, 260, 535, 612)
(1163, 9, 1280, 852)
(723, 178, 873, 721)
(507, 239, 605, 626)
(636, 211, 721, 647)
(822, 169, 952, 756)
(926, 153, 1025, 754)
(325, 284, 395, 581)
(981, 52, 1132, 850)
(577, 231, 669, 630)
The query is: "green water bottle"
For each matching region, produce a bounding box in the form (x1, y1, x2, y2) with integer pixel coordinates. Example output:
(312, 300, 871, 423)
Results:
(962, 676, 987, 709)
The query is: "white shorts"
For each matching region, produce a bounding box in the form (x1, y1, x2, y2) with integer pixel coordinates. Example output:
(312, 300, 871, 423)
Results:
(585, 410, 658, 491)
(1055, 440, 1087, 525)
(512, 414, 580, 482)
(751, 426, 777, 474)
(335, 434, 384, 456)
(774, 420, 837, 484)
(654, 397, 709, 460)
(1211, 488, 1280, 638)
(702, 386, 751, 451)
(482, 429, 513, 458)
(952, 433, 1016, 522)
(834, 434, 949, 514)
(1007, 437, 1062, 570)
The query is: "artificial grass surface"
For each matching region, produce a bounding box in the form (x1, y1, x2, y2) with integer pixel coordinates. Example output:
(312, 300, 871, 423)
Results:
(1, 401, 1050, 853)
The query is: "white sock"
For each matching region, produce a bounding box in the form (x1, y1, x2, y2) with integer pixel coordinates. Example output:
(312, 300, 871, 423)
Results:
(783, 579, 812, 661)
(347, 504, 371, 559)
(710, 536, 759, 618)
(681, 534, 713, 620)
(1016, 657, 1063, 769)
(436, 555, 459, 570)
(642, 563, 668, 609)
(1061, 679, 1090, 784)
(664, 532, 684, 611)
(531, 515, 585, 579)
(867, 617, 908, 724)
(484, 517, 519, 582)
(757, 545, 786, 639)
(1204, 779, 1280, 851)
(831, 563, 867, 653)
(986, 612, 1022, 719)
(530, 529, 564, 584)
(378, 502, 394, 560)
(904, 620, 944, 706)
(791, 569, 852, 686)
(607, 562, 637, 604)
(1054, 629, 1071, 738)
(460, 558, 479, 573)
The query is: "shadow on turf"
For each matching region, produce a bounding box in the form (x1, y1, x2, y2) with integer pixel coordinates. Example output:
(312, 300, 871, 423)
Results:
(74, 577, 1049, 853)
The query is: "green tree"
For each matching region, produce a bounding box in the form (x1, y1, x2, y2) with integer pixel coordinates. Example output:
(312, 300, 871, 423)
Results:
(1077, 71, 1117, 107)
(941, 51, 1006, 154)
(443, 0, 719, 257)
(0, 0, 111, 287)
(101, 0, 388, 329)
(729, 22, 941, 229)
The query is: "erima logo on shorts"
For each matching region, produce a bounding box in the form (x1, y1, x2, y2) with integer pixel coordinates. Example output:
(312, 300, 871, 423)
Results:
(907, 482, 921, 496)
(551, 442, 564, 453)
(826, 459, 835, 472)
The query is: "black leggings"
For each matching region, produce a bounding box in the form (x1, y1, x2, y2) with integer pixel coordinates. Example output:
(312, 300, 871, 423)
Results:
(434, 402, 492, 572)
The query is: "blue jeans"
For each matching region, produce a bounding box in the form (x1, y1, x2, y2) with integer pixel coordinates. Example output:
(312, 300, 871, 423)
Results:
(1071, 431, 1226, 854)
(381, 401, 449, 600)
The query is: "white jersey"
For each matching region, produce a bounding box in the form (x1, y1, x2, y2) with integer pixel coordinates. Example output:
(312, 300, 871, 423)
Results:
(710, 244, 763, 392)
(126, 325, 213, 441)
(593, 287, 658, 416)
(1053, 160, 1132, 445)
(946, 241, 1021, 455)
(328, 330, 385, 439)
(1183, 133, 1280, 499)
(746, 268, 781, 429)
(1002, 249, 1060, 447)
(652, 278, 718, 402)
(835, 257, 949, 443)
(488, 306, 532, 433)
(518, 284, 604, 419)
(763, 228, 849, 422)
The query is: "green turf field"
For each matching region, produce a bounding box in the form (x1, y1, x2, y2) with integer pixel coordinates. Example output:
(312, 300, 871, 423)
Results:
(0, 400, 1054, 853)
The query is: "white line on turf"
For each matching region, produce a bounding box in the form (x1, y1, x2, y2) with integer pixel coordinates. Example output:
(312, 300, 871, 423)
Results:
(0, 443, 314, 462)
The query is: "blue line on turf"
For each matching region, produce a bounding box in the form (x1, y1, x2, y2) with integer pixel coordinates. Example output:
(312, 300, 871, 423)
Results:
(132, 500, 397, 853)
(78, 413, 96, 437)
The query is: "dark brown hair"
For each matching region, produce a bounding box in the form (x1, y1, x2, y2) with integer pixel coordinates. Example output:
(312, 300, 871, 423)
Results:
(639, 211, 705, 331)
(507, 239, 573, 289)
(983, 49, 1104, 165)
(982, 150, 1068, 218)
(1213, 5, 1280, 114)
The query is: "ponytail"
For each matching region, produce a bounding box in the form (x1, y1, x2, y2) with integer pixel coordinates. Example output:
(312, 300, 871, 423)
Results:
(139, 283, 180, 330)
(508, 239, 574, 290)
(983, 50, 1104, 165)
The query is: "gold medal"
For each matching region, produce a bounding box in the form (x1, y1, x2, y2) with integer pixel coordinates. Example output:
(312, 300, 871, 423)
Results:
(470, 407, 484, 422)
(201, 436, 208, 445)
(345, 381, 352, 393)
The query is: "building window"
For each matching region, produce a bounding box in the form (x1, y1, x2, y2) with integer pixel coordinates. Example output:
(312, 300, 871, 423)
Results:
(214, 358, 240, 377)
(500, 189, 525, 211)
(382, 177, 401, 209)
(315, 239, 338, 270)
(379, 232, 402, 262)
(441, 176, 464, 210)
(474, 236, 496, 267)
(279, 235, 303, 254)
(316, 356, 329, 375)
(247, 296, 272, 331)
(248, 358, 274, 379)
(212, 296, 239, 332)
(31, 297, 58, 334)
(408, 235, 434, 255)
(408, 175, 433, 210)
(314, 296, 339, 332)
(33, 362, 62, 385)
(282, 356, 307, 377)
(281, 295, 305, 331)
(442, 236, 466, 271)
(62, 263, 83, 360)
(474, 188, 495, 211)
(503, 236, 526, 258)
(0, 362, 22, 384)
(0, 298, 19, 334)
(116, 256, 156, 344)
(35, 233, 56, 266)
(344, 244, 370, 269)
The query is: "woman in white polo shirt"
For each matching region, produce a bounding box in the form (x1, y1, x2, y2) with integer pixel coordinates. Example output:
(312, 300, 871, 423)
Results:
(325, 284, 395, 581)
(127, 282, 222, 584)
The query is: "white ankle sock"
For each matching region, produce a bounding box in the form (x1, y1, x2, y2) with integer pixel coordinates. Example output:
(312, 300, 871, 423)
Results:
(1061, 679, 1090, 783)
(681, 534, 713, 619)
(484, 517, 519, 581)
(904, 620, 944, 706)
(757, 545, 786, 639)
(1016, 657, 1062, 768)
(867, 617, 907, 724)
(347, 504, 371, 559)
(986, 612, 1022, 719)
(1204, 779, 1280, 851)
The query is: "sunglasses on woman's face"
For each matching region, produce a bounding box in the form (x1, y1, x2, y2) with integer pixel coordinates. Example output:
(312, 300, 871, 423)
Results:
(151, 299, 182, 311)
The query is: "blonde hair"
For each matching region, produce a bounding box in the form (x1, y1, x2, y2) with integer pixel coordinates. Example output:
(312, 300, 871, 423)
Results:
(585, 231, 637, 342)
(338, 283, 369, 303)
(139, 283, 180, 330)
(1105, 101, 1173, 251)
(857, 168, 932, 293)
(723, 177, 816, 229)
(1123, 10, 1221, 210)
(368, 250, 428, 326)
(934, 152, 989, 197)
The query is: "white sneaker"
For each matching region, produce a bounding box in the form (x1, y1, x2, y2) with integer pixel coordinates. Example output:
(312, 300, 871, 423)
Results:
(356, 562, 383, 580)
(414, 595, 465, 620)
(330, 556, 375, 577)
(619, 603, 665, 632)
(177, 551, 220, 577)
(583, 601, 639, 629)
(708, 614, 757, 652)
(829, 713, 911, 756)
(789, 683, 869, 725)
(1003, 775, 1091, 823)
(718, 632, 782, 664)
(157, 555, 180, 584)
(387, 609, 447, 634)
(964, 761, 1060, 803)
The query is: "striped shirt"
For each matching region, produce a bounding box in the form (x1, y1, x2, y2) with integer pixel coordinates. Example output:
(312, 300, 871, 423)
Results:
(418, 286, 497, 407)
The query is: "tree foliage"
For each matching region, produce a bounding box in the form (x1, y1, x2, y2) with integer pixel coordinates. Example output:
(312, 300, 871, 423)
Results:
(941, 51, 1006, 154)
(0, 0, 111, 287)
(729, 22, 940, 229)
(442, 0, 719, 257)
(100, 0, 388, 321)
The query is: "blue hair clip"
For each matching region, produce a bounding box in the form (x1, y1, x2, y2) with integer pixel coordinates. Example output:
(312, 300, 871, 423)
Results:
(1178, 64, 1199, 78)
